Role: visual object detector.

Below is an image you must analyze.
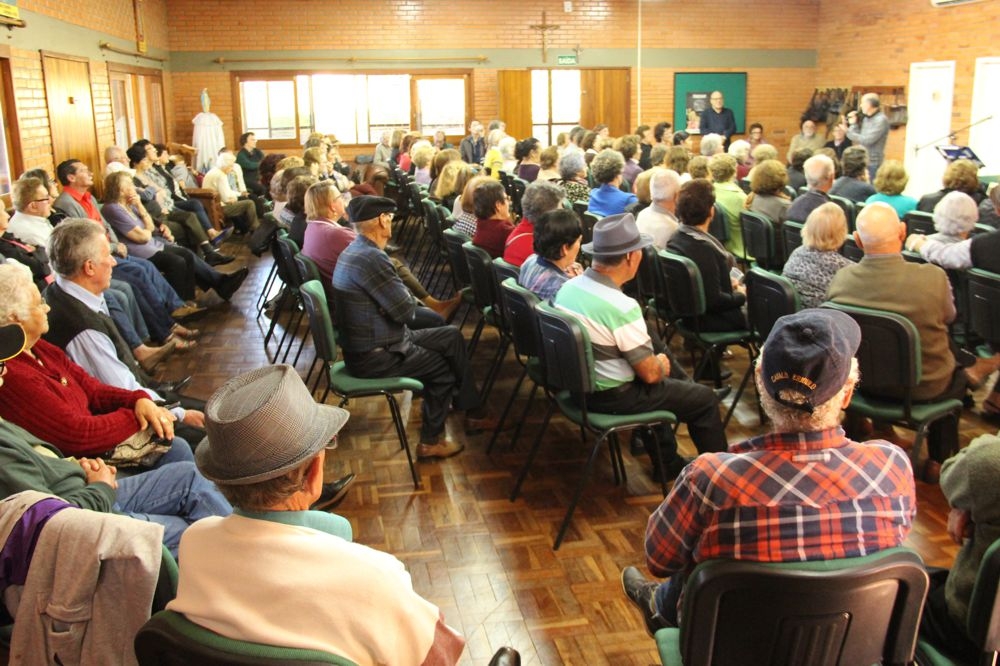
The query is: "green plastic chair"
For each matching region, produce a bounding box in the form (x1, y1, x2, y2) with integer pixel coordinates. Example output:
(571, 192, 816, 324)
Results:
(299, 280, 423, 489)
(658, 251, 756, 387)
(510, 301, 676, 550)
(915, 539, 1000, 665)
(822, 302, 965, 474)
(134, 610, 358, 665)
(656, 548, 929, 666)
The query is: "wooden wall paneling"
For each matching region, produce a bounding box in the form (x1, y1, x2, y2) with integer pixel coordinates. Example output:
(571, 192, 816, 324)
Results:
(41, 53, 99, 176)
(581, 68, 630, 137)
(497, 70, 532, 143)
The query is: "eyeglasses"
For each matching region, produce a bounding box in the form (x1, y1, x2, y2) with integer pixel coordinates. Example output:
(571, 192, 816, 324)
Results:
(33, 196, 52, 203)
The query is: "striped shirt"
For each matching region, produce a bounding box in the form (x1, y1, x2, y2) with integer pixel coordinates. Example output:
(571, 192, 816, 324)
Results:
(645, 427, 916, 578)
(553, 269, 653, 391)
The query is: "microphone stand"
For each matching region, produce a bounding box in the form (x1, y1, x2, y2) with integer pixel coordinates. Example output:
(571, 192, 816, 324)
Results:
(915, 116, 994, 153)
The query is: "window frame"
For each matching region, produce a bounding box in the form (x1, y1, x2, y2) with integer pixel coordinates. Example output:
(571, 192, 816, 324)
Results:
(231, 69, 473, 150)
(0, 48, 23, 208)
(107, 62, 168, 148)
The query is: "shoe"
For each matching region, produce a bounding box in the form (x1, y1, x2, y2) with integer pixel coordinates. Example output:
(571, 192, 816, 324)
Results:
(136, 339, 177, 373)
(214, 267, 249, 301)
(170, 323, 200, 340)
(713, 385, 732, 401)
(153, 375, 192, 394)
(464, 412, 499, 434)
(426, 295, 462, 322)
(965, 354, 1000, 389)
(416, 438, 464, 459)
(204, 250, 236, 266)
(310, 473, 356, 511)
(209, 226, 234, 247)
(621, 566, 670, 636)
(171, 303, 207, 320)
(487, 647, 521, 666)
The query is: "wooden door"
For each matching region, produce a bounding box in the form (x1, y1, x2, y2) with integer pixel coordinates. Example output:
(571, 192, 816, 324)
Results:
(498, 70, 532, 142)
(581, 69, 630, 136)
(42, 53, 99, 174)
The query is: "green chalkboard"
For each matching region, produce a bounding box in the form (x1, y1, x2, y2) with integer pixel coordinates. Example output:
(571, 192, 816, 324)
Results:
(674, 72, 747, 135)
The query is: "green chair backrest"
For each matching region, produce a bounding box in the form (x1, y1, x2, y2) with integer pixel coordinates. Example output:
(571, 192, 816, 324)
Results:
(300, 280, 339, 364)
(822, 302, 922, 392)
(658, 251, 708, 319)
(534, 301, 596, 396)
(134, 610, 359, 665)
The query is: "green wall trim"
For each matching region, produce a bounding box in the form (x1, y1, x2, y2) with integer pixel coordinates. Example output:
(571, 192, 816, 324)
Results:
(168, 48, 817, 72)
(7, 9, 169, 69)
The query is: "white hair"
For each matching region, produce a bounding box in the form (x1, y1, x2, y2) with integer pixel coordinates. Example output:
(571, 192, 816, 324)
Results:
(756, 355, 860, 433)
(933, 190, 979, 237)
(700, 134, 724, 156)
(727, 139, 751, 163)
(649, 168, 682, 203)
(216, 151, 236, 169)
(804, 154, 835, 188)
(0, 263, 37, 322)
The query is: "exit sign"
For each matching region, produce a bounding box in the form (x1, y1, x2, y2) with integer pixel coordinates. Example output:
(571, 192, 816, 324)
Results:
(557, 55, 577, 65)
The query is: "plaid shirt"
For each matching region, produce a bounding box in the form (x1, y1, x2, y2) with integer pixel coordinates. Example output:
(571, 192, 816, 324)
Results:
(331, 235, 416, 354)
(645, 427, 916, 578)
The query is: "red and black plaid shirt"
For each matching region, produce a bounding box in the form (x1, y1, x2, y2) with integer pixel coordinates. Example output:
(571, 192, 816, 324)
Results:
(645, 427, 916, 577)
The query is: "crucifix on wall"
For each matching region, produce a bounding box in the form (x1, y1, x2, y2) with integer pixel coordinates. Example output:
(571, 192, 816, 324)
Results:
(530, 10, 560, 64)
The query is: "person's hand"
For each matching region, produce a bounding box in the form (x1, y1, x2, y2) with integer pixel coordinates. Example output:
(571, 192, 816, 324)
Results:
(656, 353, 671, 378)
(732, 279, 746, 294)
(904, 234, 926, 252)
(134, 398, 176, 440)
(158, 225, 174, 243)
(565, 262, 584, 277)
(947, 507, 973, 544)
(155, 189, 168, 204)
(114, 242, 128, 258)
(126, 191, 141, 207)
(182, 409, 206, 428)
(79, 457, 118, 489)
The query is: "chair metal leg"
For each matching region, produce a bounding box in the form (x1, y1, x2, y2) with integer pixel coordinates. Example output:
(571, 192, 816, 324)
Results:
(487, 364, 527, 454)
(263, 287, 293, 348)
(554, 432, 608, 550)
(480, 337, 511, 405)
(291, 327, 312, 368)
(384, 392, 420, 489)
(509, 402, 555, 501)
(723, 355, 757, 429)
(506, 382, 540, 452)
(466, 316, 486, 357)
(255, 261, 279, 319)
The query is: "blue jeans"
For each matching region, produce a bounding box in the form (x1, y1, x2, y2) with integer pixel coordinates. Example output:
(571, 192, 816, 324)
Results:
(113, 456, 232, 558)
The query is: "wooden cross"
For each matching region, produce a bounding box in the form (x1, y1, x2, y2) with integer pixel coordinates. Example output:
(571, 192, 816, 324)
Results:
(530, 10, 560, 64)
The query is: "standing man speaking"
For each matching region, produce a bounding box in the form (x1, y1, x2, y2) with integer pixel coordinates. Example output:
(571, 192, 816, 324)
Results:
(699, 91, 736, 151)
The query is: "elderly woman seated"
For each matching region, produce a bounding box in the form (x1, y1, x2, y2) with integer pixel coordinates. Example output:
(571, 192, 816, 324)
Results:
(918, 159, 987, 213)
(781, 202, 853, 308)
(102, 171, 248, 303)
(471, 179, 515, 259)
(517, 209, 584, 300)
(0, 264, 193, 465)
(557, 150, 590, 203)
(165, 365, 521, 665)
(866, 160, 918, 219)
(588, 148, 638, 217)
(905, 191, 981, 269)
(709, 153, 749, 260)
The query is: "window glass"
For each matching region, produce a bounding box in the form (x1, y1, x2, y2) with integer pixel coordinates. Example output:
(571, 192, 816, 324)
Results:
(368, 74, 411, 142)
(416, 78, 465, 136)
(531, 70, 581, 148)
(550, 69, 581, 124)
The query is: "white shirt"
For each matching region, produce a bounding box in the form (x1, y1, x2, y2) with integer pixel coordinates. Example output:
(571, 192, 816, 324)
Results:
(7, 211, 53, 247)
(635, 203, 679, 250)
(202, 168, 239, 204)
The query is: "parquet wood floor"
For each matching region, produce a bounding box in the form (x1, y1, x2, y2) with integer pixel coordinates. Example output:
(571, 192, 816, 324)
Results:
(152, 236, 987, 665)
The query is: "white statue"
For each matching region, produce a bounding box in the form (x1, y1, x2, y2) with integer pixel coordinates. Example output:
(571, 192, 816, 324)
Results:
(192, 88, 225, 173)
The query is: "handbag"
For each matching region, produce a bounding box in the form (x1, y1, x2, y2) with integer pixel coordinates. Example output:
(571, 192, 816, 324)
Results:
(103, 428, 171, 468)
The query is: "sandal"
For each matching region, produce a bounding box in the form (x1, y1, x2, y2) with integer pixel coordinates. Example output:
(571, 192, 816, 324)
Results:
(171, 323, 200, 339)
(172, 338, 198, 351)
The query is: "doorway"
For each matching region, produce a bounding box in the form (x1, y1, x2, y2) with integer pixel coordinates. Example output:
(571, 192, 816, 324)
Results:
(903, 60, 955, 199)
(41, 52, 99, 175)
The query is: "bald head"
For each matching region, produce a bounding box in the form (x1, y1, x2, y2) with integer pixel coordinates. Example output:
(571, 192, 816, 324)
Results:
(855, 202, 905, 255)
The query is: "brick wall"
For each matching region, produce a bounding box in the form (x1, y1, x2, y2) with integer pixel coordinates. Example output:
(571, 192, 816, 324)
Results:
(20, 0, 170, 49)
(10, 47, 53, 174)
(817, 0, 1000, 163)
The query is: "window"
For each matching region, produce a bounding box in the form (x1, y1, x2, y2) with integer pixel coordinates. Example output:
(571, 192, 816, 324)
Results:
(237, 72, 468, 146)
(532, 69, 581, 146)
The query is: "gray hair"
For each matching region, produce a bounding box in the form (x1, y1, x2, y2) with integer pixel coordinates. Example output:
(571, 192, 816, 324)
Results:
(804, 154, 835, 188)
(48, 218, 106, 278)
(498, 136, 517, 160)
(756, 355, 859, 433)
(933, 191, 979, 237)
(590, 148, 625, 184)
(216, 152, 236, 169)
(559, 151, 587, 181)
(649, 168, 682, 203)
(521, 180, 564, 222)
(727, 139, 751, 164)
(0, 263, 37, 322)
(700, 133, 724, 156)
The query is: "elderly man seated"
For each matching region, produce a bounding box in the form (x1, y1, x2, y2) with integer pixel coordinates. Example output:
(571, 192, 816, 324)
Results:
(166, 364, 520, 666)
(635, 168, 681, 250)
(332, 196, 495, 459)
(788, 154, 836, 222)
(827, 202, 1000, 473)
(0, 323, 232, 556)
(621, 309, 916, 634)
(553, 212, 727, 479)
(201, 152, 259, 233)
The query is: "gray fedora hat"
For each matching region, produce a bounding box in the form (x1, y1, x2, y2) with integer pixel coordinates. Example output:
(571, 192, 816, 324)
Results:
(581, 212, 653, 256)
(199, 364, 349, 485)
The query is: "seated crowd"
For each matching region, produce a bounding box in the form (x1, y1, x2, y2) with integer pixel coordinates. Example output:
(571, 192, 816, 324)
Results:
(1, 98, 998, 664)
